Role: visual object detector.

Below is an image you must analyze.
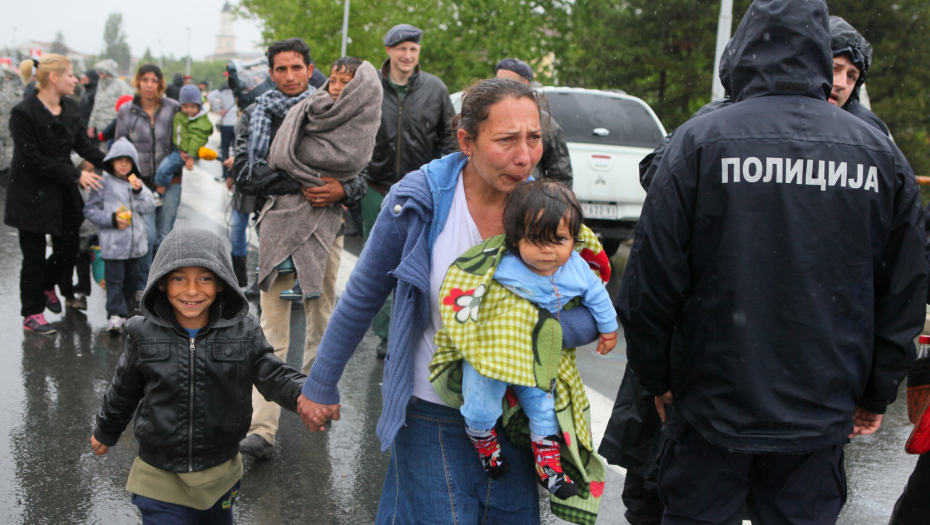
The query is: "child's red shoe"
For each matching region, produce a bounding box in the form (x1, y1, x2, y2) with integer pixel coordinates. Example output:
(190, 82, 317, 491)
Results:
(532, 435, 578, 500)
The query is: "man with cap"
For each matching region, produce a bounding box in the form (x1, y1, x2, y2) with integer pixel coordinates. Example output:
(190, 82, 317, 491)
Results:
(829, 15, 891, 137)
(495, 58, 573, 186)
(618, 0, 925, 523)
(365, 23, 455, 358)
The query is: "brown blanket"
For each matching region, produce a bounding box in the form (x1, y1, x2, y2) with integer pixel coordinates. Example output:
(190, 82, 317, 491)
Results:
(261, 61, 382, 294)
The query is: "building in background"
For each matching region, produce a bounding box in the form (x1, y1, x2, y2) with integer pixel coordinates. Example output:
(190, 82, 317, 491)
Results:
(206, 2, 262, 62)
(13, 41, 95, 71)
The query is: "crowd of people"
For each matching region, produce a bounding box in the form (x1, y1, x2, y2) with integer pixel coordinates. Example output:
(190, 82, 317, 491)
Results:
(1, 0, 929, 523)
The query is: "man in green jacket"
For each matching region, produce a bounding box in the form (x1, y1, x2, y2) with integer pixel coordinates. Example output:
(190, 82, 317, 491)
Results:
(152, 84, 213, 205)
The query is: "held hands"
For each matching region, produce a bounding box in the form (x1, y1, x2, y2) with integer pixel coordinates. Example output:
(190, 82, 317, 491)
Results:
(655, 391, 674, 423)
(303, 177, 347, 207)
(849, 407, 883, 438)
(79, 171, 103, 191)
(596, 331, 617, 355)
(296, 394, 341, 432)
(90, 435, 109, 455)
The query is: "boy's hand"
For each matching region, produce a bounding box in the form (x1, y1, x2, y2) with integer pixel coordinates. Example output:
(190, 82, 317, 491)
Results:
(297, 394, 341, 432)
(116, 217, 130, 230)
(185, 158, 194, 171)
(596, 331, 617, 355)
(90, 435, 109, 455)
(849, 407, 884, 438)
(127, 174, 142, 191)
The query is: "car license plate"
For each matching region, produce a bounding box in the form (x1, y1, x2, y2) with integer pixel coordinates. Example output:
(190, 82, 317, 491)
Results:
(581, 203, 618, 220)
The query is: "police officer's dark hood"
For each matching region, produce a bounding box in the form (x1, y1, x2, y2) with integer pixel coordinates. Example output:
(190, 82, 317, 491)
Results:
(140, 228, 249, 330)
(722, 0, 832, 104)
(830, 16, 872, 107)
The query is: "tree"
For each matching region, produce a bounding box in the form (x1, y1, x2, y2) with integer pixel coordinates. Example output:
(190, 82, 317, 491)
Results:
(141, 47, 155, 65)
(236, 0, 571, 92)
(51, 31, 68, 55)
(102, 13, 131, 71)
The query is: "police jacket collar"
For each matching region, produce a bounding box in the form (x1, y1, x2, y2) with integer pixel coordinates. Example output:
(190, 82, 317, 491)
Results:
(380, 58, 421, 92)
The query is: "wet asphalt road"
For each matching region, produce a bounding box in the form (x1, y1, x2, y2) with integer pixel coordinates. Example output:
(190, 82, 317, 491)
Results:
(0, 146, 920, 524)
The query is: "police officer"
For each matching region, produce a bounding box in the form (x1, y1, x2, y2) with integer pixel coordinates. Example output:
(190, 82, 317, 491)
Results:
(829, 16, 891, 136)
(618, 1, 926, 523)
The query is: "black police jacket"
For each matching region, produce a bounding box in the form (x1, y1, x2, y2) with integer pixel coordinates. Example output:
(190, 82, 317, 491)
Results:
(93, 228, 306, 472)
(618, 0, 926, 454)
(366, 60, 455, 191)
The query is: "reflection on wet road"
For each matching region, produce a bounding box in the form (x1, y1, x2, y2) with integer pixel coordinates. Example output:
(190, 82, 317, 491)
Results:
(0, 157, 919, 524)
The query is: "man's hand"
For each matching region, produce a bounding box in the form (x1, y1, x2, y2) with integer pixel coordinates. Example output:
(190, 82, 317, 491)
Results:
(79, 171, 103, 191)
(655, 391, 674, 423)
(226, 177, 234, 191)
(296, 394, 341, 432)
(90, 435, 109, 455)
(222, 157, 234, 170)
(849, 407, 883, 438)
(303, 177, 347, 207)
(116, 217, 130, 230)
(596, 331, 617, 355)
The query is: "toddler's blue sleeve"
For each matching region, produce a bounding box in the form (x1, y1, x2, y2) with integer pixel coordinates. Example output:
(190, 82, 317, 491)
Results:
(577, 254, 619, 333)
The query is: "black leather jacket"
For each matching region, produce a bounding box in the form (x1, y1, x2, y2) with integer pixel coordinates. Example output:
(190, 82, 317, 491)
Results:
(93, 228, 305, 473)
(367, 60, 455, 191)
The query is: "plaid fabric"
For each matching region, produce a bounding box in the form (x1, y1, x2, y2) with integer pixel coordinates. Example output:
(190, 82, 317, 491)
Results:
(429, 226, 607, 525)
(246, 87, 316, 167)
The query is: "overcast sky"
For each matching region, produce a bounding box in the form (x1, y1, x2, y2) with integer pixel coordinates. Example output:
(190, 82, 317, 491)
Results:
(0, 0, 266, 60)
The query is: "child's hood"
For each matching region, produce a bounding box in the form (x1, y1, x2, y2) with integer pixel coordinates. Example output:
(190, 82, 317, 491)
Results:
(103, 137, 141, 176)
(140, 227, 249, 329)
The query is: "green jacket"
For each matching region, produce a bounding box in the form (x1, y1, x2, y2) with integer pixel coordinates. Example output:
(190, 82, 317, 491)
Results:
(172, 109, 213, 156)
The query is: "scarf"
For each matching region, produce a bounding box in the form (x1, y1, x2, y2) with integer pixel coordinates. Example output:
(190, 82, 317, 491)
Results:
(245, 86, 316, 169)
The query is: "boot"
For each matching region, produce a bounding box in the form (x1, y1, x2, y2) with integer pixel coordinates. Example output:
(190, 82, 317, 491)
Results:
(232, 254, 248, 287)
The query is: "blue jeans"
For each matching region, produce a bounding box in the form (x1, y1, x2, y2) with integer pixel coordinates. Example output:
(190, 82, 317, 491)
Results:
(138, 182, 182, 291)
(229, 210, 250, 258)
(219, 126, 235, 179)
(375, 397, 540, 524)
(461, 361, 559, 437)
(154, 149, 184, 189)
(131, 480, 240, 525)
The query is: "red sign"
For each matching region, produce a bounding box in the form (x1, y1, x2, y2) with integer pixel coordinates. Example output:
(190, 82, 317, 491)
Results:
(29, 49, 42, 59)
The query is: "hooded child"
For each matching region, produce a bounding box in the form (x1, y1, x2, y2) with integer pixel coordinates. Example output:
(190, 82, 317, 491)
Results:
(82, 138, 155, 333)
(90, 227, 308, 523)
(262, 59, 382, 300)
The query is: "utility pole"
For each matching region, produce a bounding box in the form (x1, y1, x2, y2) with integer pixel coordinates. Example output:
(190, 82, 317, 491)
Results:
(711, 0, 733, 101)
(186, 27, 191, 76)
(11, 27, 17, 63)
(340, 0, 350, 57)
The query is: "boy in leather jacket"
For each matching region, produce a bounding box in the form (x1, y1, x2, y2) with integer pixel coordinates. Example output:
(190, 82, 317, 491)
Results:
(89, 227, 307, 524)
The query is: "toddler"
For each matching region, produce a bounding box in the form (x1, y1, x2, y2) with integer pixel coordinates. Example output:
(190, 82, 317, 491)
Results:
(152, 84, 214, 206)
(82, 138, 155, 333)
(459, 181, 617, 499)
(90, 227, 307, 524)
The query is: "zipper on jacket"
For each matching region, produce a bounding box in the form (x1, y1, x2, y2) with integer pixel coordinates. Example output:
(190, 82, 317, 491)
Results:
(395, 97, 406, 183)
(188, 337, 195, 472)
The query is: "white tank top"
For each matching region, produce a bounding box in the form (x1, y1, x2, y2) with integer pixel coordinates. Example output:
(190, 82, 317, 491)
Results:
(411, 172, 483, 405)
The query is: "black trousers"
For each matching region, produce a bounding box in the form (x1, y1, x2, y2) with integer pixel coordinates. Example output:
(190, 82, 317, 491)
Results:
(658, 411, 846, 525)
(889, 454, 930, 525)
(103, 258, 140, 318)
(18, 215, 80, 317)
(74, 248, 92, 296)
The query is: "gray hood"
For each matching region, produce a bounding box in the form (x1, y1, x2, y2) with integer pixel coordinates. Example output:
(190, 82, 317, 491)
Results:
(103, 137, 141, 175)
(141, 228, 248, 329)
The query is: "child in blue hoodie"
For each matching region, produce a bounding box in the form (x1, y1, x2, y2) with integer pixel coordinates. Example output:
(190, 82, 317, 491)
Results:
(83, 137, 155, 333)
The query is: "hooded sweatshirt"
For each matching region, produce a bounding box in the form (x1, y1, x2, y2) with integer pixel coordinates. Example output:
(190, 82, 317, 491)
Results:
(618, 0, 926, 454)
(82, 138, 155, 260)
(94, 228, 306, 473)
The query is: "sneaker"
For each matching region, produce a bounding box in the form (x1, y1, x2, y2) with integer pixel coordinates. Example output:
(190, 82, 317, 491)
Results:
(152, 192, 164, 208)
(107, 315, 124, 335)
(23, 313, 56, 335)
(44, 289, 62, 314)
(65, 293, 87, 311)
(466, 427, 511, 479)
(280, 281, 303, 302)
(532, 435, 578, 500)
(239, 434, 274, 460)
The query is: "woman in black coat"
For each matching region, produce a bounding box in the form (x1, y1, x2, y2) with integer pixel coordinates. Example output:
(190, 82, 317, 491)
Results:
(4, 54, 105, 335)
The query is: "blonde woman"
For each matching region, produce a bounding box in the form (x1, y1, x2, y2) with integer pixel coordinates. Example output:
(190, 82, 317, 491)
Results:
(4, 54, 106, 335)
(18, 58, 36, 98)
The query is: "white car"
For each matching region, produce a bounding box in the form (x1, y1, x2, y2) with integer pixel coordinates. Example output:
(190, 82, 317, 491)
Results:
(451, 87, 666, 255)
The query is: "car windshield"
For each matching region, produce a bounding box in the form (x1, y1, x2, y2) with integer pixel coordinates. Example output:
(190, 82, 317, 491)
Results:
(545, 92, 664, 148)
